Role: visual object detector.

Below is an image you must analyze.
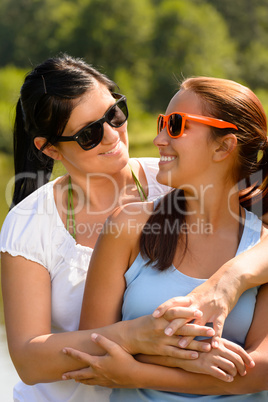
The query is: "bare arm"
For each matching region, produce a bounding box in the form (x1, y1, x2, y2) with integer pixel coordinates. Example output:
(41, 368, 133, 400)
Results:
(262, 212, 268, 225)
(1, 251, 210, 385)
(142, 283, 268, 394)
(1, 252, 141, 384)
(60, 285, 268, 394)
(64, 206, 255, 391)
(153, 234, 268, 346)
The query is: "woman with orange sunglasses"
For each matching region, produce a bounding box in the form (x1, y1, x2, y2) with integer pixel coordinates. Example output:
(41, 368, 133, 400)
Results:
(63, 77, 268, 400)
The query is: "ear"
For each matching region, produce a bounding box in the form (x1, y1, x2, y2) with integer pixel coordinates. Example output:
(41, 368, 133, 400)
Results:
(213, 134, 237, 162)
(34, 137, 62, 161)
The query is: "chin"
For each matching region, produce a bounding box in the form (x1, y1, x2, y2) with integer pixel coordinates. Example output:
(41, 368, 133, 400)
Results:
(111, 153, 129, 173)
(156, 171, 169, 187)
(119, 147, 130, 164)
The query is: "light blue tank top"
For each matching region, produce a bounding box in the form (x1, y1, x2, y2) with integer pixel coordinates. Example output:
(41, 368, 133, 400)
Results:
(111, 208, 267, 401)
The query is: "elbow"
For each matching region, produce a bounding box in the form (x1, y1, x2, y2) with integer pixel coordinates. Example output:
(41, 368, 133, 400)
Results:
(11, 355, 39, 385)
(17, 372, 37, 386)
(13, 360, 52, 386)
(237, 356, 268, 394)
(249, 365, 268, 393)
(11, 363, 35, 385)
(248, 352, 268, 393)
(10, 346, 46, 385)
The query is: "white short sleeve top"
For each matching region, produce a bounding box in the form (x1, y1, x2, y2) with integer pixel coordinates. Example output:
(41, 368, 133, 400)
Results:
(0, 157, 170, 402)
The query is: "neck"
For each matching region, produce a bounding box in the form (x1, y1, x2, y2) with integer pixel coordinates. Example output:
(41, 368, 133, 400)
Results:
(183, 181, 241, 232)
(67, 163, 133, 213)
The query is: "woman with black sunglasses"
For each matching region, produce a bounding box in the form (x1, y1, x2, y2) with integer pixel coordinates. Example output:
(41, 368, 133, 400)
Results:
(1, 55, 268, 401)
(62, 77, 268, 400)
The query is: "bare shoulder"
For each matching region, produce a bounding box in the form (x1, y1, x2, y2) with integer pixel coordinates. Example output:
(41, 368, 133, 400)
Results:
(107, 201, 155, 229)
(261, 222, 268, 239)
(99, 201, 154, 247)
(261, 212, 268, 226)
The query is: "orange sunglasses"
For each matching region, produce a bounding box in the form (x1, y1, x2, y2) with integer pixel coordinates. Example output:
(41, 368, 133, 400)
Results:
(157, 112, 238, 138)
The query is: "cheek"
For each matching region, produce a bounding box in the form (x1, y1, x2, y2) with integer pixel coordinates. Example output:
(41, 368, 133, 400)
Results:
(119, 126, 129, 147)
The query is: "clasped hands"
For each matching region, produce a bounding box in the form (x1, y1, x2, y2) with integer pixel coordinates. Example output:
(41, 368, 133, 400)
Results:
(61, 300, 254, 387)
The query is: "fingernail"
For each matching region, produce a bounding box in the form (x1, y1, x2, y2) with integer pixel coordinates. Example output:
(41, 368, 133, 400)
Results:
(62, 375, 67, 380)
(242, 370, 247, 376)
(152, 310, 160, 317)
(178, 339, 187, 347)
(213, 341, 219, 348)
(194, 310, 203, 317)
(91, 333, 98, 341)
(164, 327, 173, 336)
(202, 343, 211, 351)
(227, 375, 234, 382)
(191, 352, 198, 359)
(206, 329, 215, 336)
(249, 360, 255, 368)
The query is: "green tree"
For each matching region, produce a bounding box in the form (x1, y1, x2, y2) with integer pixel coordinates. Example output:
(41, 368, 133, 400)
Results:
(0, 67, 26, 153)
(148, 0, 239, 110)
(64, 0, 155, 103)
(0, 0, 85, 67)
(0, 0, 156, 107)
(206, 0, 268, 89)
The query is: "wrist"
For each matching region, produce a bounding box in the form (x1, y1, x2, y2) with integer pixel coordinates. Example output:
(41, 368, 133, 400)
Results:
(211, 264, 244, 313)
(221, 259, 254, 296)
(223, 237, 268, 291)
(113, 319, 138, 355)
(119, 316, 152, 356)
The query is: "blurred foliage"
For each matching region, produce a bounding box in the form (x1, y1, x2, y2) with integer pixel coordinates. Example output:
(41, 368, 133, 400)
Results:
(1, 0, 268, 153)
(0, 153, 13, 223)
(148, 0, 239, 109)
(0, 67, 26, 152)
(206, 0, 268, 88)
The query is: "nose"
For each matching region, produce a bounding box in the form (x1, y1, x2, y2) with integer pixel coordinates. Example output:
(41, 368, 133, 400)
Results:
(102, 122, 122, 144)
(153, 127, 170, 148)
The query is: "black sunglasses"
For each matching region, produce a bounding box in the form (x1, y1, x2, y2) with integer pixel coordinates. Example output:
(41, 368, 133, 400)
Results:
(57, 93, 128, 150)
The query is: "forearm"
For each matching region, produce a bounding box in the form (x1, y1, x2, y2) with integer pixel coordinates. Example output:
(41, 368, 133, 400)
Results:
(220, 239, 268, 291)
(200, 240, 268, 308)
(133, 355, 267, 395)
(128, 361, 229, 394)
(128, 362, 207, 393)
(12, 321, 129, 385)
(14, 314, 209, 385)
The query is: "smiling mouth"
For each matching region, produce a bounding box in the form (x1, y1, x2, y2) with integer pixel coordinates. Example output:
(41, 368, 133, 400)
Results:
(100, 142, 121, 155)
(160, 155, 177, 162)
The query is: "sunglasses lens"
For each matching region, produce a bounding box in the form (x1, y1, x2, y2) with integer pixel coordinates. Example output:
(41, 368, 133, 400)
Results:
(108, 100, 128, 127)
(169, 114, 182, 137)
(77, 122, 103, 150)
(74, 97, 127, 150)
(157, 116, 164, 134)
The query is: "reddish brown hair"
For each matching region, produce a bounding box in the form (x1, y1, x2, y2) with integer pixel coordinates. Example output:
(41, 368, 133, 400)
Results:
(140, 77, 268, 271)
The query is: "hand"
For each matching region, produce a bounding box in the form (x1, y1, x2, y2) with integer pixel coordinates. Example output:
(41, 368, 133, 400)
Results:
(152, 270, 241, 348)
(181, 338, 255, 382)
(62, 333, 138, 387)
(127, 313, 215, 359)
(137, 338, 255, 383)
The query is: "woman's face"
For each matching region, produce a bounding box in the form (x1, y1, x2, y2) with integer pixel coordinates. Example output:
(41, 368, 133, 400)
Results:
(154, 89, 218, 193)
(56, 81, 129, 176)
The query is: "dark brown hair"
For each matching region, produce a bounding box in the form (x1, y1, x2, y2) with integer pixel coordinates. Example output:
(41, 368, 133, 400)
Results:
(140, 77, 268, 271)
(12, 53, 116, 207)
